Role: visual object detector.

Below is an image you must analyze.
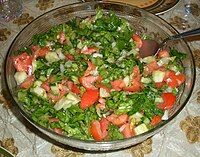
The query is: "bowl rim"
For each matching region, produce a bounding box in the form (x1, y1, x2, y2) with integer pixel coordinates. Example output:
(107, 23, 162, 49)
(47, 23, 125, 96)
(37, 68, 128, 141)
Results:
(4, 0, 196, 150)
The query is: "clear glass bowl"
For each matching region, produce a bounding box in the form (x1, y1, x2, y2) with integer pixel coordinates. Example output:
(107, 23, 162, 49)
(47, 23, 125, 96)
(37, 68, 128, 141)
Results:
(4, 1, 195, 151)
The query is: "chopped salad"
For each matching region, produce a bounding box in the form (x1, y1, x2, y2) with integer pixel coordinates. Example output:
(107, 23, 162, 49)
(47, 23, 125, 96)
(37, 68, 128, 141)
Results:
(12, 10, 186, 141)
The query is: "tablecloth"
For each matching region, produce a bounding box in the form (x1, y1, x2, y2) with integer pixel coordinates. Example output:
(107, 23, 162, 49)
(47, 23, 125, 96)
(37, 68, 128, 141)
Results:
(0, 0, 200, 157)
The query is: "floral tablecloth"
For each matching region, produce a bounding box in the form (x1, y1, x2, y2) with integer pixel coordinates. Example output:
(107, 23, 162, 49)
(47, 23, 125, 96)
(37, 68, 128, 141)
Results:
(0, 0, 200, 157)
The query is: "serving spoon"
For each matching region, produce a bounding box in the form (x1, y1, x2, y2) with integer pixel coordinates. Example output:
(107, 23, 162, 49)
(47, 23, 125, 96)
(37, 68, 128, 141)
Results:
(139, 28, 200, 58)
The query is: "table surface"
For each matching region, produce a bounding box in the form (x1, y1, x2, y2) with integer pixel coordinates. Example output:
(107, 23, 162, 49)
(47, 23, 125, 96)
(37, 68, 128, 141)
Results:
(0, 0, 200, 157)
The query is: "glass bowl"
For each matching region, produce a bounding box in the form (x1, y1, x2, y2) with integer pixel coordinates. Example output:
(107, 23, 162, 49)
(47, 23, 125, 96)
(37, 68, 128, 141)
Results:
(4, 1, 195, 151)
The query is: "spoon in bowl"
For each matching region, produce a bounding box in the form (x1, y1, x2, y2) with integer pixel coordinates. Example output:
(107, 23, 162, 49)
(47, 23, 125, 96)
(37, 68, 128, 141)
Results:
(139, 28, 200, 58)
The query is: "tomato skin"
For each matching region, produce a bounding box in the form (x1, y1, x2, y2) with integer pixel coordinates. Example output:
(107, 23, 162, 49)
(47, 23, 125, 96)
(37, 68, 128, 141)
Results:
(132, 34, 142, 48)
(107, 114, 128, 126)
(13, 52, 33, 74)
(157, 50, 169, 58)
(121, 123, 135, 138)
(80, 89, 99, 110)
(157, 93, 176, 110)
(111, 79, 126, 91)
(20, 75, 35, 89)
(151, 115, 162, 126)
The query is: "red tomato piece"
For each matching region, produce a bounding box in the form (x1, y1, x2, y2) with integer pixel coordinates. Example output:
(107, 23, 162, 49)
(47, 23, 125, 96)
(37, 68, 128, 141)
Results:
(59, 32, 66, 44)
(79, 75, 99, 90)
(164, 70, 185, 88)
(155, 82, 165, 89)
(176, 73, 186, 86)
(80, 89, 99, 110)
(124, 78, 141, 92)
(67, 81, 80, 94)
(157, 50, 170, 58)
(99, 118, 109, 139)
(49, 117, 60, 123)
(32, 45, 50, 58)
(90, 121, 103, 141)
(143, 60, 159, 76)
(164, 70, 178, 88)
(20, 75, 35, 89)
(13, 52, 33, 74)
(84, 61, 96, 76)
(54, 128, 63, 135)
(151, 115, 162, 126)
(81, 46, 99, 54)
(121, 123, 135, 138)
(65, 54, 74, 60)
(132, 65, 140, 77)
(41, 82, 51, 92)
(132, 34, 142, 48)
(111, 79, 126, 91)
(157, 93, 176, 110)
(107, 114, 128, 126)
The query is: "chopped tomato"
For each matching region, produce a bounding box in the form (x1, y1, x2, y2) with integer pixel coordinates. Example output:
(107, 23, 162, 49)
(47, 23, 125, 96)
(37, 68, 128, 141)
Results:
(157, 93, 176, 110)
(65, 54, 74, 60)
(99, 118, 109, 139)
(107, 114, 128, 126)
(155, 82, 165, 88)
(20, 75, 34, 89)
(79, 75, 99, 90)
(132, 34, 142, 48)
(143, 60, 159, 76)
(80, 89, 99, 110)
(81, 46, 99, 54)
(31, 45, 50, 58)
(90, 119, 109, 141)
(54, 128, 63, 135)
(111, 79, 126, 91)
(13, 52, 33, 74)
(41, 82, 51, 92)
(151, 115, 162, 126)
(49, 117, 60, 123)
(67, 81, 80, 94)
(84, 61, 96, 76)
(59, 32, 66, 44)
(164, 70, 186, 88)
(132, 65, 140, 77)
(124, 78, 141, 92)
(121, 123, 135, 138)
(157, 50, 170, 58)
(176, 73, 186, 86)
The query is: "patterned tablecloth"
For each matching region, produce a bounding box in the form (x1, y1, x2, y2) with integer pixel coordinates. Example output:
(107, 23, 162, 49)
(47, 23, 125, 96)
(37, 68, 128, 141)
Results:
(0, 0, 200, 157)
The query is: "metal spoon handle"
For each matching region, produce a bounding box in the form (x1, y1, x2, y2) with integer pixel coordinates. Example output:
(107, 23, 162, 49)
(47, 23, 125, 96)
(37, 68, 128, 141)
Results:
(167, 28, 200, 41)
